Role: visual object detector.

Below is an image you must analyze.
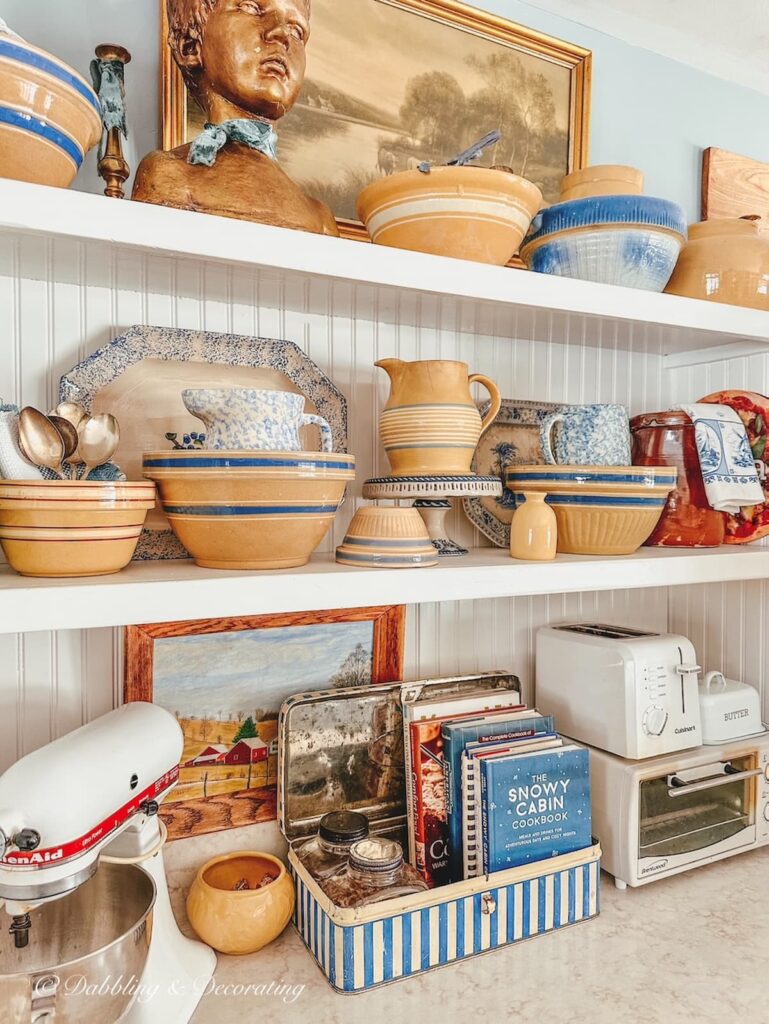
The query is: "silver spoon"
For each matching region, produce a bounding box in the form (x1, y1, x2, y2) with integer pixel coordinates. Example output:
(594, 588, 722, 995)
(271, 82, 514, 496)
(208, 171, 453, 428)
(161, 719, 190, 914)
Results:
(53, 401, 88, 430)
(77, 413, 120, 480)
(52, 402, 87, 467)
(18, 407, 66, 478)
(48, 415, 79, 478)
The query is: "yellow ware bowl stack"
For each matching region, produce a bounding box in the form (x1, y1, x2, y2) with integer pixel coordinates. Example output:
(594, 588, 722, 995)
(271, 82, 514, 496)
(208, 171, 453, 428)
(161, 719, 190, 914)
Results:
(0, 481, 156, 577)
(142, 450, 356, 570)
(356, 166, 543, 265)
(504, 466, 677, 556)
(558, 164, 644, 203)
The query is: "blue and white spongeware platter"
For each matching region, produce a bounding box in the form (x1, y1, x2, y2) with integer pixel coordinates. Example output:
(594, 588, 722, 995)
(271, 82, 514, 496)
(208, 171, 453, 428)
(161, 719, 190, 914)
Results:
(60, 326, 348, 560)
(520, 195, 687, 292)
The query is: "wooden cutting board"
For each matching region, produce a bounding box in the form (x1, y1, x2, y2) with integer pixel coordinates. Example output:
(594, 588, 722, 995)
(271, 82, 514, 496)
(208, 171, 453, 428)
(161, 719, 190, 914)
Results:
(702, 147, 769, 233)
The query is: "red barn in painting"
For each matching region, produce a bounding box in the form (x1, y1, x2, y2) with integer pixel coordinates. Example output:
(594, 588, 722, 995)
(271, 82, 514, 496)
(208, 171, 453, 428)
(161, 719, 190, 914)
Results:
(222, 737, 269, 765)
(183, 743, 228, 768)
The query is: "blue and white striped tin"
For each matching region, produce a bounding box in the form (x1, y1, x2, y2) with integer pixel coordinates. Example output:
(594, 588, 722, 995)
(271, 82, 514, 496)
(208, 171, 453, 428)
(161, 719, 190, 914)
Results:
(289, 842, 601, 992)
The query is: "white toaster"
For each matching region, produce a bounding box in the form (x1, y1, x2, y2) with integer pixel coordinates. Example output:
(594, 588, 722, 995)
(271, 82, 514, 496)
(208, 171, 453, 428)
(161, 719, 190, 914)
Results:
(536, 623, 702, 759)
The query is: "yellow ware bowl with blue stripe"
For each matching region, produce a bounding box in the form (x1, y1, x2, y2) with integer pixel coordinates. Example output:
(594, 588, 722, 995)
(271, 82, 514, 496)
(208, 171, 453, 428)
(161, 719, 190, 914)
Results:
(143, 450, 355, 570)
(336, 505, 437, 568)
(505, 465, 677, 555)
(0, 33, 102, 187)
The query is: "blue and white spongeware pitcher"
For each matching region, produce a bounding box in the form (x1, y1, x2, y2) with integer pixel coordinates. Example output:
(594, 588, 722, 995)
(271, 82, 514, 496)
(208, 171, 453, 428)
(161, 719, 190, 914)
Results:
(540, 403, 631, 466)
(182, 388, 334, 452)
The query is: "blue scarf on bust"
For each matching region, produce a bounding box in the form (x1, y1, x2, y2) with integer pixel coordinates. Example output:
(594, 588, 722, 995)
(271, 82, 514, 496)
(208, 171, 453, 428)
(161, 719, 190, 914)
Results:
(187, 118, 278, 166)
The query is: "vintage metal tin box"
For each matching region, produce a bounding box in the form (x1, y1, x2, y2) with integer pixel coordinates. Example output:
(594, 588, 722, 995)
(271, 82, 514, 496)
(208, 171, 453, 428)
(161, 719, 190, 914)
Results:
(278, 672, 601, 993)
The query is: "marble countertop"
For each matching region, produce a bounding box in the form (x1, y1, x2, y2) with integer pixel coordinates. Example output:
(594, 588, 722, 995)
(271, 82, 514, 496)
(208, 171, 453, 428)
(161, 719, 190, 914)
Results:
(165, 823, 767, 1024)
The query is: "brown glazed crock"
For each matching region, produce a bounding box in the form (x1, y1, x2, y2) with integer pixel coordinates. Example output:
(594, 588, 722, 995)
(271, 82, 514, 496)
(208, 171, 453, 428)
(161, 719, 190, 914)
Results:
(630, 411, 725, 547)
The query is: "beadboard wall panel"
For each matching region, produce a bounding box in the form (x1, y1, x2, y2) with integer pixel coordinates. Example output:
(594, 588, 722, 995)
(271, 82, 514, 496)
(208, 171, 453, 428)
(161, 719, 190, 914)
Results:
(667, 353, 769, 718)
(1, 231, 764, 775)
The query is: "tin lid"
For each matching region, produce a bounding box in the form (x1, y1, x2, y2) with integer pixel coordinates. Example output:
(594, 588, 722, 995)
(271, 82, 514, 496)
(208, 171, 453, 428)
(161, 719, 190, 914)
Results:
(278, 671, 520, 842)
(630, 410, 693, 429)
(349, 837, 403, 873)
(319, 810, 369, 845)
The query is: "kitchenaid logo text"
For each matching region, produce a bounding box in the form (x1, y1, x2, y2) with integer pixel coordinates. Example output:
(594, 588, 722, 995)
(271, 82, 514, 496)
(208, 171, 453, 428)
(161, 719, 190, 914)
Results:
(724, 709, 750, 721)
(2, 848, 63, 864)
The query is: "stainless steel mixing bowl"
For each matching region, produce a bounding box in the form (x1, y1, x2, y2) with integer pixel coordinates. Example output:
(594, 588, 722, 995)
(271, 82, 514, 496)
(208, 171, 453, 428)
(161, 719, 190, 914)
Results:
(0, 861, 156, 1024)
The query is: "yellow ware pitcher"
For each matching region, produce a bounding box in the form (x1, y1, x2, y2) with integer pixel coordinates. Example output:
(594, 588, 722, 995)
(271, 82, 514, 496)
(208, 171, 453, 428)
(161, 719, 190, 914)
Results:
(376, 358, 501, 476)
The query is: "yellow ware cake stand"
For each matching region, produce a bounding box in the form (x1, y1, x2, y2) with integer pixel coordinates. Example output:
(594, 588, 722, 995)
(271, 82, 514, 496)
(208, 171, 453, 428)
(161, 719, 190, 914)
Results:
(362, 474, 502, 556)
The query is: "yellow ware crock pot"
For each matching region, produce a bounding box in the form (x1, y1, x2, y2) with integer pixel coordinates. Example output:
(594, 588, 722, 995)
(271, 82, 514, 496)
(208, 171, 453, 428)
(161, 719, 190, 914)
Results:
(664, 217, 769, 310)
(186, 852, 295, 956)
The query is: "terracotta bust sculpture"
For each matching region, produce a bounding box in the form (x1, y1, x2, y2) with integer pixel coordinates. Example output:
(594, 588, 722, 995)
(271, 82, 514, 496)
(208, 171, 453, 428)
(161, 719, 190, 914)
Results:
(133, 0, 338, 235)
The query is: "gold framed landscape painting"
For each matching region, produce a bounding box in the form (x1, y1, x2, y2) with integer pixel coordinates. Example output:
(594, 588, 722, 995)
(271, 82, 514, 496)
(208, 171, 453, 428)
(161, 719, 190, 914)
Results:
(161, 0, 591, 239)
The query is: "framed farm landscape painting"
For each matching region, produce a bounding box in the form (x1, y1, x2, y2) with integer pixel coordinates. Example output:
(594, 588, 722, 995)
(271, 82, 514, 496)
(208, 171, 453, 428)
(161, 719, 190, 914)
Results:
(125, 606, 405, 840)
(161, 0, 591, 239)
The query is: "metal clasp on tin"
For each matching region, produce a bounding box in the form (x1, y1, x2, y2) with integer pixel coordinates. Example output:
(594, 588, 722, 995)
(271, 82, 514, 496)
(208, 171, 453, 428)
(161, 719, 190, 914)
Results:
(481, 891, 496, 915)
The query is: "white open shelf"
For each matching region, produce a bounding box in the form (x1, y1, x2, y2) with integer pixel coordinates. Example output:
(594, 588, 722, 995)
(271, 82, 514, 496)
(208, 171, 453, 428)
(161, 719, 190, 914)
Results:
(3, 178, 769, 359)
(0, 546, 767, 634)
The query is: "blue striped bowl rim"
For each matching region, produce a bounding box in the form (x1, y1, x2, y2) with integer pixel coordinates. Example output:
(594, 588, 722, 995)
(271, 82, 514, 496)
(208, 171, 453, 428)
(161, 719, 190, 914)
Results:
(513, 493, 665, 508)
(336, 549, 436, 566)
(341, 536, 431, 548)
(522, 195, 687, 248)
(506, 470, 676, 485)
(0, 105, 84, 167)
(144, 454, 354, 471)
(163, 503, 340, 516)
(0, 38, 100, 115)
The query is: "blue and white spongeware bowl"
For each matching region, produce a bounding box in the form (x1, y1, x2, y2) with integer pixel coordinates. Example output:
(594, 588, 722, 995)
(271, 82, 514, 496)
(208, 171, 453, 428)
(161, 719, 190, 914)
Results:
(504, 465, 677, 555)
(520, 196, 687, 292)
(0, 23, 102, 188)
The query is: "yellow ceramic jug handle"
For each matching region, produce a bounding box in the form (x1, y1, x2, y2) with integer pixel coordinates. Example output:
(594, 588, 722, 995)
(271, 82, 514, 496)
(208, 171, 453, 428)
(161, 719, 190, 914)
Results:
(469, 374, 502, 437)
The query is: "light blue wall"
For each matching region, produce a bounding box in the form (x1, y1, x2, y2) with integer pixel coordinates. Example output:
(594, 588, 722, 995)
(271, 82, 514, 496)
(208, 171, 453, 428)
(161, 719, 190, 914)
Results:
(4, 0, 769, 218)
(501, 1, 769, 221)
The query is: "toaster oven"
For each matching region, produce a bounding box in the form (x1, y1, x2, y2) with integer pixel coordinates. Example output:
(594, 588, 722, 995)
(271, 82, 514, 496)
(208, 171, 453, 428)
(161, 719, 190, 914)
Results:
(584, 733, 769, 888)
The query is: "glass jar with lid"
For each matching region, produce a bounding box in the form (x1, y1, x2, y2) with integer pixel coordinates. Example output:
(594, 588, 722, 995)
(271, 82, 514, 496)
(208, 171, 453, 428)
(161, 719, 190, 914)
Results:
(295, 810, 370, 882)
(322, 836, 429, 908)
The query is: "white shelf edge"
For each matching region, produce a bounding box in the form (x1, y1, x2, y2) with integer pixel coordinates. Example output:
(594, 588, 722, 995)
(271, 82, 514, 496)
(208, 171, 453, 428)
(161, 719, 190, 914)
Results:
(2, 179, 769, 353)
(0, 546, 767, 635)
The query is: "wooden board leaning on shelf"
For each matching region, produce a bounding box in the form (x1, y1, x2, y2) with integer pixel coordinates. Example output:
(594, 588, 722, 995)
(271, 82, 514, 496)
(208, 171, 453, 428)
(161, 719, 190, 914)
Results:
(702, 147, 769, 232)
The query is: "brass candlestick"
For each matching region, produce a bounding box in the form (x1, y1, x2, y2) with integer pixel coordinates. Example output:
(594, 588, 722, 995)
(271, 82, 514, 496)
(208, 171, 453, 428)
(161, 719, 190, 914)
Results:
(93, 44, 131, 199)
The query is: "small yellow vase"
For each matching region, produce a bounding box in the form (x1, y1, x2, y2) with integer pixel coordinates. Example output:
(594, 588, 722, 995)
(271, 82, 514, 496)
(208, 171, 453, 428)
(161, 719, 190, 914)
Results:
(186, 851, 295, 956)
(510, 492, 557, 561)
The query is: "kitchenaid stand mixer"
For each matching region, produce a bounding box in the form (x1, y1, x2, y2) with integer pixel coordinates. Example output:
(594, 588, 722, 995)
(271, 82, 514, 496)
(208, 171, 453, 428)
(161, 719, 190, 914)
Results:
(0, 703, 215, 1023)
